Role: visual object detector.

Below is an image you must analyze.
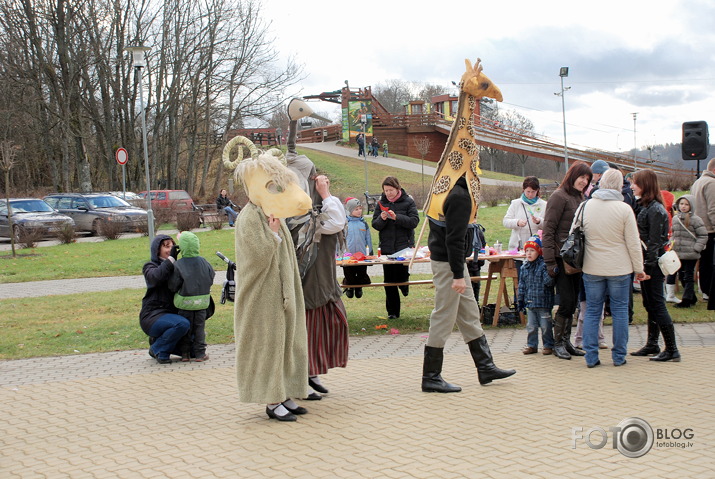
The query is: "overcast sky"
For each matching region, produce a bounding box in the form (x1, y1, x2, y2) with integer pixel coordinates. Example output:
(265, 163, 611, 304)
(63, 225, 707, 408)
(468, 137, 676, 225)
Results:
(261, 0, 715, 155)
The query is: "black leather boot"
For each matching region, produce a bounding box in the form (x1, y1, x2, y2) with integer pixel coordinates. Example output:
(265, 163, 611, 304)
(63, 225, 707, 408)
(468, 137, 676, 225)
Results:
(421, 346, 462, 393)
(563, 317, 585, 356)
(650, 323, 681, 362)
(467, 336, 516, 385)
(631, 319, 661, 356)
(552, 315, 571, 360)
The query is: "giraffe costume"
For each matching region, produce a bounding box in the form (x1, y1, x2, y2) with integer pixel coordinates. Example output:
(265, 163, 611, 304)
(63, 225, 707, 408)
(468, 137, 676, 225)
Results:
(425, 58, 503, 223)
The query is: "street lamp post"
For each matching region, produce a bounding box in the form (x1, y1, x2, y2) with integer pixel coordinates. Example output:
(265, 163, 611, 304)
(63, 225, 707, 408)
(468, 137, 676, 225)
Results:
(631, 112, 638, 171)
(555, 67, 570, 172)
(125, 45, 154, 239)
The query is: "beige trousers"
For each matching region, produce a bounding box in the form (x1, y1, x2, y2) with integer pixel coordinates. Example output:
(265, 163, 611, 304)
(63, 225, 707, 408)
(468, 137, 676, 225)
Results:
(426, 260, 485, 348)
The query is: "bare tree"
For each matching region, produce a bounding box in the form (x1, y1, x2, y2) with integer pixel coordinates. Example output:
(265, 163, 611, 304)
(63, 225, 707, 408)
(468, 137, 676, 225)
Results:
(0, 140, 19, 256)
(413, 136, 432, 203)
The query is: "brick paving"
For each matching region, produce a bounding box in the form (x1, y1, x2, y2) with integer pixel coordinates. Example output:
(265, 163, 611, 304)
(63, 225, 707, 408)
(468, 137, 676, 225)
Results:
(2, 322, 714, 477)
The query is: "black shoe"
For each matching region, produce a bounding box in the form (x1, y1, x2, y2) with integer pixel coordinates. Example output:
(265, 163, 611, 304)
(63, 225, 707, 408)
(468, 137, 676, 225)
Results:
(149, 348, 172, 364)
(388, 314, 398, 319)
(587, 360, 601, 368)
(630, 343, 660, 356)
(650, 350, 681, 362)
(399, 285, 409, 297)
(266, 406, 297, 422)
(467, 336, 516, 385)
(614, 360, 627, 367)
(282, 401, 308, 415)
(309, 377, 329, 394)
(553, 343, 571, 360)
(564, 341, 585, 356)
(303, 392, 322, 401)
(345, 289, 354, 298)
(422, 346, 462, 393)
(355, 288, 363, 298)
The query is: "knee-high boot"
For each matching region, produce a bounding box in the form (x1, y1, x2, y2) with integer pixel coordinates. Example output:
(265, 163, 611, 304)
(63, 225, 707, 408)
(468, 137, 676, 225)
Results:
(421, 346, 461, 393)
(467, 336, 516, 385)
(649, 323, 681, 362)
(552, 314, 571, 360)
(563, 315, 585, 356)
(630, 319, 661, 356)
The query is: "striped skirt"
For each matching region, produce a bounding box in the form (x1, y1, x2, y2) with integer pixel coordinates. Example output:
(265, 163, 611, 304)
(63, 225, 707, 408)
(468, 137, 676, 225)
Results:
(306, 299, 349, 376)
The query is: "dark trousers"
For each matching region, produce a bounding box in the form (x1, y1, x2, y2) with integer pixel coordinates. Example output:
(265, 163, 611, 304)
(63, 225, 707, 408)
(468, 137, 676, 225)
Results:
(554, 258, 580, 320)
(699, 233, 715, 297)
(640, 264, 674, 328)
(383, 263, 409, 317)
(342, 265, 371, 286)
(676, 259, 698, 303)
(176, 309, 208, 357)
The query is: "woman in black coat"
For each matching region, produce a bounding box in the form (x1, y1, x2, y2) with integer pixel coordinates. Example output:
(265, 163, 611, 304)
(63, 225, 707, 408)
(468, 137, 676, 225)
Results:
(372, 176, 420, 318)
(630, 169, 681, 362)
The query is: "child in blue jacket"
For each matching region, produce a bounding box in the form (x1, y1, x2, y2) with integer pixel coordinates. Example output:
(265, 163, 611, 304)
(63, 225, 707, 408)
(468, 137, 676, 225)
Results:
(342, 198, 373, 298)
(517, 236, 555, 355)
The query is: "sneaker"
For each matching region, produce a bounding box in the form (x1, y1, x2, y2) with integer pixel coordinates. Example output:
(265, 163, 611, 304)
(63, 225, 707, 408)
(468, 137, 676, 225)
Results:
(599, 343, 608, 350)
(703, 294, 709, 301)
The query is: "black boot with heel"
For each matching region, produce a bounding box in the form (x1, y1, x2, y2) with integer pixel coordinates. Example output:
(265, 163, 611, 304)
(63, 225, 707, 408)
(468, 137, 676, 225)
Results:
(421, 346, 461, 393)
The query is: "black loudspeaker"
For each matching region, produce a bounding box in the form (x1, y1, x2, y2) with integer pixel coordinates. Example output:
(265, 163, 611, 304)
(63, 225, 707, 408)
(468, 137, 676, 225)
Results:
(682, 121, 709, 161)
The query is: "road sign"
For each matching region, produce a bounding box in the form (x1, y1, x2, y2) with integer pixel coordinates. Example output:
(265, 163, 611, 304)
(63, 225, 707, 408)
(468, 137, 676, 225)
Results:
(116, 148, 128, 166)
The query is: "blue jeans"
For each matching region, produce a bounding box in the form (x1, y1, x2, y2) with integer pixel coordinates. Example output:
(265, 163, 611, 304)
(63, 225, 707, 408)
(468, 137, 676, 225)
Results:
(525, 308, 554, 349)
(148, 313, 191, 360)
(582, 273, 631, 366)
(223, 206, 238, 225)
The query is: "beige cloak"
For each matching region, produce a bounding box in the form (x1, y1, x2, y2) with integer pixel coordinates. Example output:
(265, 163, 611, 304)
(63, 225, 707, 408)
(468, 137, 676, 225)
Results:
(234, 202, 308, 403)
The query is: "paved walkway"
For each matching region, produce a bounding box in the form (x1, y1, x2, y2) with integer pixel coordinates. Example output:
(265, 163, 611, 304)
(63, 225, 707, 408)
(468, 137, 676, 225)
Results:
(2, 269, 714, 478)
(299, 141, 521, 187)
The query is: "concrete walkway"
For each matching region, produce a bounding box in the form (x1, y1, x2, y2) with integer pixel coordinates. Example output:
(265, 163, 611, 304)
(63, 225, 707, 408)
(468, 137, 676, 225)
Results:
(299, 141, 520, 187)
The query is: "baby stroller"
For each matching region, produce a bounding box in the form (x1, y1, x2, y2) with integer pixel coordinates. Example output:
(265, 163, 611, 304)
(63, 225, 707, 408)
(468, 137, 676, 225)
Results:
(216, 251, 236, 304)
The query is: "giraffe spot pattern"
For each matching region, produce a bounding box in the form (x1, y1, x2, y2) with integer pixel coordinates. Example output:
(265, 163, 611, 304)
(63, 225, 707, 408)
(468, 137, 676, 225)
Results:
(468, 95, 476, 111)
(470, 158, 480, 176)
(448, 151, 464, 170)
(433, 175, 451, 194)
(470, 177, 481, 204)
(458, 117, 466, 130)
(458, 138, 478, 156)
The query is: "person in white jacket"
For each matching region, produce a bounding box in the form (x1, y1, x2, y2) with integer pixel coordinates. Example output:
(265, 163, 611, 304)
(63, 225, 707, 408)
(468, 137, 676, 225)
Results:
(503, 176, 547, 252)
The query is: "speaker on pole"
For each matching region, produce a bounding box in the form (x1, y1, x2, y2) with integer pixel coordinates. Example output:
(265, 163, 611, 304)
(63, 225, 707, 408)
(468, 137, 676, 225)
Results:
(682, 121, 709, 161)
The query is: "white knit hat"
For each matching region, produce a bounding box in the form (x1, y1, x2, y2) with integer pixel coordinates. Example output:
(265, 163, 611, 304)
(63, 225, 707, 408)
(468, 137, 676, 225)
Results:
(345, 197, 362, 215)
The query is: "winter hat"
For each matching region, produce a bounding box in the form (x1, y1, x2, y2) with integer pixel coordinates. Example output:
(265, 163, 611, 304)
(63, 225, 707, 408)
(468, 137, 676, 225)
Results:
(590, 160, 609, 175)
(524, 236, 542, 255)
(345, 197, 362, 215)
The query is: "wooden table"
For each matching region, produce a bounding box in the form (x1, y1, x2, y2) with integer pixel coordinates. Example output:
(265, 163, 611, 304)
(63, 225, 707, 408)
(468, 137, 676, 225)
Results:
(479, 254, 526, 327)
(336, 257, 496, 288)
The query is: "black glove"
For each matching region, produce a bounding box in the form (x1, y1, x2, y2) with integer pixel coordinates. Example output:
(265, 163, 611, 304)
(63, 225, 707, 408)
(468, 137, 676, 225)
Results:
(170, 245, 180, 260)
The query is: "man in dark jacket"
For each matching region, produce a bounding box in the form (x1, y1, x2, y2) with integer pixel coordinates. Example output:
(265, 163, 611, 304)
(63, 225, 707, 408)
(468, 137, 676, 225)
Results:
(216, 189, 240, 227)
(421, 175, 516, 393)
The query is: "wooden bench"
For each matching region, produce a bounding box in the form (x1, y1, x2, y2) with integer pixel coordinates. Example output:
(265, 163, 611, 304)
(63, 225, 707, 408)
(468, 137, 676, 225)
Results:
(364, 193, 383, 214)
(193, 204, 223, 225)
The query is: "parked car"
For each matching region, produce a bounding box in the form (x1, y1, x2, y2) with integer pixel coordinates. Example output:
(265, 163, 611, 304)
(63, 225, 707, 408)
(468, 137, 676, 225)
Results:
(137, 190, 195, 211)
(108, 191, 141, 201)
(0, 198, 75, 240)
(44, 193, 148, 235)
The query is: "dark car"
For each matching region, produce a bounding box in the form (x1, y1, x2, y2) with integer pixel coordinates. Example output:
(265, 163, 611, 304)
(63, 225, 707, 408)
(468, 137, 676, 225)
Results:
(0, 198, 75, 240)
(44, 193, 148, 235)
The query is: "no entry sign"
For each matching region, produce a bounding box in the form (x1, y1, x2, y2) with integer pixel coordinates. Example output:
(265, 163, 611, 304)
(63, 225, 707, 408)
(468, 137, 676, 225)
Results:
(116, 148, 128, 166)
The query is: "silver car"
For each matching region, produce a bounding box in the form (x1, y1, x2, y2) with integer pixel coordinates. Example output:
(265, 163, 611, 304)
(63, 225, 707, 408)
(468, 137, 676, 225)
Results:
(44, 193, 148, 235)
(0, 198, 75, 240)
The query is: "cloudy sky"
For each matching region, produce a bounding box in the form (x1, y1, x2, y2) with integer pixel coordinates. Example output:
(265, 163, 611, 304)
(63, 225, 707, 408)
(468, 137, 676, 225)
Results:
(261, 0, 715, 155)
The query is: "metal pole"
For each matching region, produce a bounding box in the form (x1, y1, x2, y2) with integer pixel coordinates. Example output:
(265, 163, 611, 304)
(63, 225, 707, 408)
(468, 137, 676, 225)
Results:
(122, 164, 126, 200)
(560, 75, 569, 171)
(363, 120, 368, 197)
(137, 66, 155, 239)
(632, 112, 638, 171)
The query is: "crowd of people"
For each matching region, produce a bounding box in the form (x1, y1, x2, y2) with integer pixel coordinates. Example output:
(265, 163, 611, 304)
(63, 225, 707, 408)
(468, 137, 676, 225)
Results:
(140, 150, 713, 420)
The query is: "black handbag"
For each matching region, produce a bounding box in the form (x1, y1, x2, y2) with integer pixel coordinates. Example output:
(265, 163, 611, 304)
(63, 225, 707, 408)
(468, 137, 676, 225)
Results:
(560, 201, 587, 270)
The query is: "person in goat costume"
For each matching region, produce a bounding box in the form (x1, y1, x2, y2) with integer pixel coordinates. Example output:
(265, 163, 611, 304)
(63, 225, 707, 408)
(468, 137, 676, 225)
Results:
(223, 136, 313, 422)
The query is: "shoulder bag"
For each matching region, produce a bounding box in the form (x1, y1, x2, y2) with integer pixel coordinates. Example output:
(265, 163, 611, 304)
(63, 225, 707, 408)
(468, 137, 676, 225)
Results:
(560, 201, 587, 273)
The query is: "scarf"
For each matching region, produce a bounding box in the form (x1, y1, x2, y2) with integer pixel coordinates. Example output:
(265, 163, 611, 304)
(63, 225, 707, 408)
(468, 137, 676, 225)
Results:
(521, 193, 538, 205)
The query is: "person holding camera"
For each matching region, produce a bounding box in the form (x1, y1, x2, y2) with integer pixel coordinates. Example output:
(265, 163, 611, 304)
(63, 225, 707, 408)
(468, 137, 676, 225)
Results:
(139, 234, 190, 364)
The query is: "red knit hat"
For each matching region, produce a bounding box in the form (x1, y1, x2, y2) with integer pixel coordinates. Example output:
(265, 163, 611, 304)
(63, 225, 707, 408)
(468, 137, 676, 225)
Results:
(524, 236, 542, 255)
